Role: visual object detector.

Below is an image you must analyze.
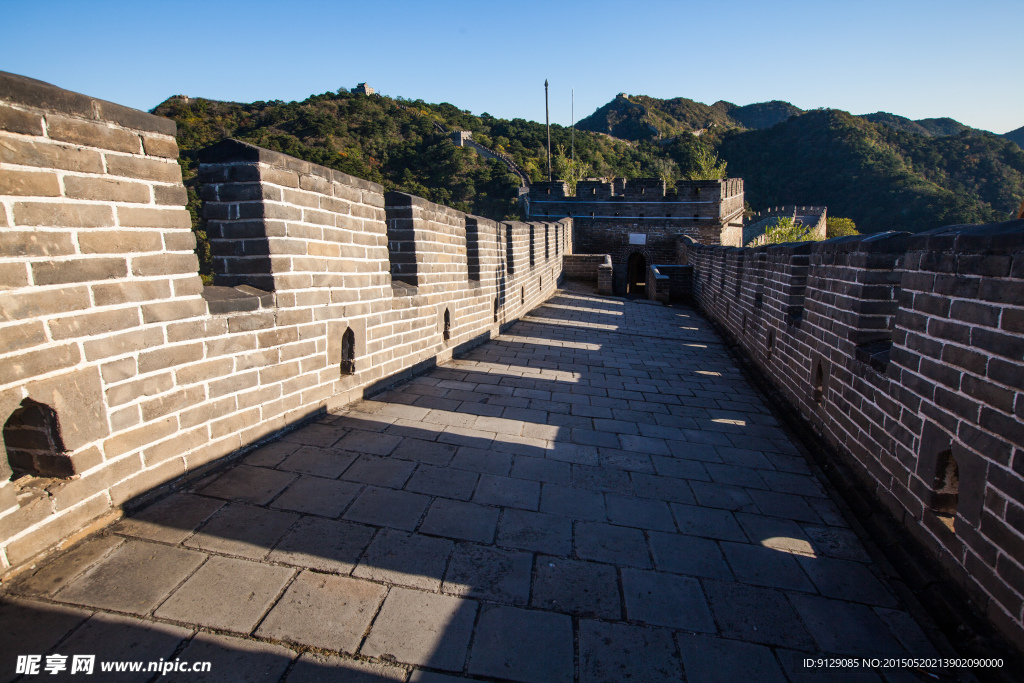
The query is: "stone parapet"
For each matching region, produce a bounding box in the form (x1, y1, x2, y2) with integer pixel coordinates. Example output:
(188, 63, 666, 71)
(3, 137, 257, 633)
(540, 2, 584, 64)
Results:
(682, 222, 1024, 647)
(0, 72, 569, 577)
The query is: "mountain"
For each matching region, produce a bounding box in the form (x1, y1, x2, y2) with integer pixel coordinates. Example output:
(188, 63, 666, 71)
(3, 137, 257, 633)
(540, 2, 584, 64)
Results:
(574, 94, 737, 141)
(860, 112, 975, 137)
(718, 109, 1024, 233)
(574, 94, 803, 140)
(1004, 125, 1024, 149)
(725, 101, 803, 130)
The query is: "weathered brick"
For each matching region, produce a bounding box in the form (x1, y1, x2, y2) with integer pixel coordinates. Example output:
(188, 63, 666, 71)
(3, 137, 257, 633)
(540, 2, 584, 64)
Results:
(117, 205, 190, 229)
(1001, 308, 1024, 334)
(13, 201, 113, 228)
(0, 262, 29, 289)
(0, 169, 60, 196)
(140, 133, 178, 159)
(164, 231, 197, 252)
(79, 230, 163, 254)
(972, 327, 1024, 361)
(131, 253, 199, 277)
(141, 299, 207, 324)
(0, 343, 80, 385)
(208, 370, 260, 399)
(48, 307, 140, 340)
(0, 230, 75, 257)
(91, 279, 172, 306)
(101, 357, 137, 383)
(0, 320, 46, 354)
(260, 166, 299, 188)
(140, 386, 205, 422)
(105, 155, 181, 183)
(64, 176, 150, 203)
(154, 184, 188, 206)
(137, 343, 204, 374)
(103, 416, 178, 459)
(0, 136, 103, 173)
(210, 407, 260, 439)
(0, 286, 89, 321)
(32, 258, 127, 285)
(106, 373, 174, 407)
(205, 334, 257, 358)
(47, 115, 142, 153)
(0, 103, 44, 135)
(83, 327, 164, 361)
(960, 374, 1015, 414)
(174, 357, 233, 387)
(979, 408, 1024, 450)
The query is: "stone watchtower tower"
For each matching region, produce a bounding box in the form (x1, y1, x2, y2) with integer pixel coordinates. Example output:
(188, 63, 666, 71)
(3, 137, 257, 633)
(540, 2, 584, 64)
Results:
(526, 177, 744, 293)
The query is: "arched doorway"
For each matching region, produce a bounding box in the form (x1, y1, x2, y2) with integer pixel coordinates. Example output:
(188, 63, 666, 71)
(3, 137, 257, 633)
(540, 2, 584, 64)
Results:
(626, 252, 647, 297)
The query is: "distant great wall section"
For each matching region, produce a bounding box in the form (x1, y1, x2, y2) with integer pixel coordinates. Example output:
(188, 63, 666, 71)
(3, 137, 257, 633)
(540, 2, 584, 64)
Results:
(0, 71, 569, 575)
(681, 229, 1024, 648)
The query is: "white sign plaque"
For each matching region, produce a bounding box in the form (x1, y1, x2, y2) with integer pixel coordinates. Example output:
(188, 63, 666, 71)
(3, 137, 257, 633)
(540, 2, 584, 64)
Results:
(628, 233, 647, 245)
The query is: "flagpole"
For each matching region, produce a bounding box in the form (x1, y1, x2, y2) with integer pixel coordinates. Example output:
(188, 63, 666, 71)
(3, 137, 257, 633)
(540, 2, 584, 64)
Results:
(545, 79, 551, 182)
(571, 88, 575, 162)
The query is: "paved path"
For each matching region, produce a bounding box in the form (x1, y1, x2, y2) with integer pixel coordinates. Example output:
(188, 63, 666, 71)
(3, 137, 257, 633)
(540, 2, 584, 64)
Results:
(2, 291, 942, 682)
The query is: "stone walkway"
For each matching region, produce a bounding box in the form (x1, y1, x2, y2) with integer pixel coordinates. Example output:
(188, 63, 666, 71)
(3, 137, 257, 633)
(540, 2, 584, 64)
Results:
(2, 291, 943, 682)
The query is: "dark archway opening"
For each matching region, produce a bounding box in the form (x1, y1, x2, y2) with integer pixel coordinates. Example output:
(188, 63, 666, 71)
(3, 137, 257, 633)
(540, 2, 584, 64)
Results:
(341, 328, 356, 375)
(4, 399, 71, 479)
(443, 309, 451, 342)
(626, 252, 647, 297)
(812, 361, 824, 403)
(932, 449, 959, 530)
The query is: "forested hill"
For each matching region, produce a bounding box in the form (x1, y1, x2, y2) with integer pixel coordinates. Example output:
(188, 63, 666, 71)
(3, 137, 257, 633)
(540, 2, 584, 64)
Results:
(719, 109, 1024, 233)
(155, 88, 1023, 279)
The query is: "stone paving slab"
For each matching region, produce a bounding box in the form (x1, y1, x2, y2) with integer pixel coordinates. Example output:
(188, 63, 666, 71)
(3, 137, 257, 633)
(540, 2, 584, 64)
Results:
(155, 556, 294, 632)
(256, 571, 385, 653)
(361, 587, 476, 670)
(55, 540, 205, 615)
(4, 291, 951, 682)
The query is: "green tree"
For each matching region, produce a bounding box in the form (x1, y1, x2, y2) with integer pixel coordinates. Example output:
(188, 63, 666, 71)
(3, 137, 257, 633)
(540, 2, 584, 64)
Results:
(686, 142, 728, 180)
(762, 216, 814, 244)
(552, 144, 590, 195)
(826, 217, 859, 238)
(650, 157, 680, 183)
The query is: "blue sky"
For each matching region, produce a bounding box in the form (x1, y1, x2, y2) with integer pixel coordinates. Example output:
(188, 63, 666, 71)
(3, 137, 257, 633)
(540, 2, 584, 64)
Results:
(2, 0, 1021, 133)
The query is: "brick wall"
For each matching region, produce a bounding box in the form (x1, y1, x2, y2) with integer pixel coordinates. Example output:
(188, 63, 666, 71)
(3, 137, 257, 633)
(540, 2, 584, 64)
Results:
(0, 72, 569, 576)
(562, 254, 613, 295)
(682, 224, 1024, 646)
(527, 178, 746, 265)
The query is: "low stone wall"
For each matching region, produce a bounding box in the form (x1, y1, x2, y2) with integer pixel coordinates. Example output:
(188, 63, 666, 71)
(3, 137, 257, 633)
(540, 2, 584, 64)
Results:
(646, 264, 693, 304)
(562, 253, 612, 295)
(0, 72, 569, 576)
(682, 225, 1024, 647)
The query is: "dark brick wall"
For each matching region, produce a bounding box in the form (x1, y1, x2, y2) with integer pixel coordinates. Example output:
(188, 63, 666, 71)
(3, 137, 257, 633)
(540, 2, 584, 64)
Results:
(527, 178, 745, 273)
(683, 222, 1024, 647)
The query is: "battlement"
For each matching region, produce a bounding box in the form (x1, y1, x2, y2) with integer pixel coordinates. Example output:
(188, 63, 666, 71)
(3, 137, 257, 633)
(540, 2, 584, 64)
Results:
(681, 223, 1024, 645)
(0, 71, 569, 575)
(743, 205, 828, 246)
(529, 177, 743, 202)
